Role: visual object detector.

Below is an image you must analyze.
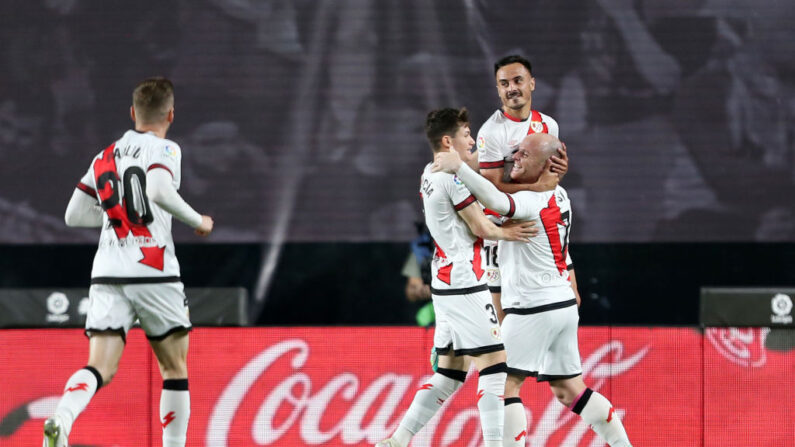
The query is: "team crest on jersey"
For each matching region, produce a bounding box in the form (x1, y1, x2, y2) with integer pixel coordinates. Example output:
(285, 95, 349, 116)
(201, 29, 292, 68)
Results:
(163, 145, 177, 158)
(477, 136, 485, 150)
(490, 326, 501, 340)
(530, 121, 544, 133)
(453, 175, 463, 186)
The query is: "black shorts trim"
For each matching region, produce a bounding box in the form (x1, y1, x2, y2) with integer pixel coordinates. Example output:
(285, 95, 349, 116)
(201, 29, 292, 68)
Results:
(91, 276, 181, 285)
(147, 325, 192, 341)
(479, 362, 508, 376)
(504, 397, 523, 406)
(506, 366, 537, 378)
(431, 284, 489, 296)
(435, 344, 452, 355)
(434, 343, 504, 357)
(454, 343, 504, 356)
(488, 286, 501, 293)
(503, 298, 577, 316)
(85, 327, 127, 343)
(537, 372, 582, 383)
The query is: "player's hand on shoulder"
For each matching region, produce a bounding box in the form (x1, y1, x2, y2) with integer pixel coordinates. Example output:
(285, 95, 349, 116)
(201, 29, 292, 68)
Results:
(502, 219, 537, 242)
(550, 141, 568, 177)
(431, 151, 462, 173)
(195, 215, 214, 237)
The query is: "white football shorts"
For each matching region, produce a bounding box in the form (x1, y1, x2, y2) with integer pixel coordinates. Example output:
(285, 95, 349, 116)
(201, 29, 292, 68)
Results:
(85, 282, 191, 340)
(502, 300, 582, 381)
(432, 286, 504, 356)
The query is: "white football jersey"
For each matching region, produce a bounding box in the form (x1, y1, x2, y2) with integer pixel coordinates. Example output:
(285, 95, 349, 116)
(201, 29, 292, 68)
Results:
(420, 163, 487, 290)
(476, 109, 559, 169)
(76, 130, 184, 281)
(499, 185, 575, 308)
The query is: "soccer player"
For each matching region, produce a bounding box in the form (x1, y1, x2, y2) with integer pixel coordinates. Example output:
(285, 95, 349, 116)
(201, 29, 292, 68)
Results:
(433, 133, 632, 447)
(43, 77, 214, 447)
(376, 108, 536, 447)
(477, 54, 571, 337)
(477, 54, 567, 192)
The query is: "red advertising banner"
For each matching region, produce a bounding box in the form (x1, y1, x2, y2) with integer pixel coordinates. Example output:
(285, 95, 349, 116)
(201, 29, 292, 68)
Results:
(0, 327, 792, 446)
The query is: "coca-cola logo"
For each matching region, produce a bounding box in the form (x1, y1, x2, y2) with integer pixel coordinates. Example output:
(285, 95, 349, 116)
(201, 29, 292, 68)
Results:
(206, 338, 649, 446)
(706, 327, 769, 367)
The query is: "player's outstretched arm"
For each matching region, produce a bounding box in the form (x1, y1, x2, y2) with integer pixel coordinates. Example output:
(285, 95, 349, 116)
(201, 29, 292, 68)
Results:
(146, 168, 213, 236)
(433, 152, 516, 217)
(457, 204, 534, 242)
(64, 188, 104, 227)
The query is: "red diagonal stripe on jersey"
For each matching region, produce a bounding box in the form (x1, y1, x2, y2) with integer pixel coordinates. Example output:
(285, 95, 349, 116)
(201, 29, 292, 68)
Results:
(476, 389, 485, 403)
(539, 194, 567, 274)
(606, 407, 615, 423)
(161, 411, 176, 428)
(418, 383, 433, 391)
(66, 383, 89, 393)
(434, 242, 452, 285)
(471, 238, 484, 280)
(515, 430, 527, 441)
(93, 143, 165, 271)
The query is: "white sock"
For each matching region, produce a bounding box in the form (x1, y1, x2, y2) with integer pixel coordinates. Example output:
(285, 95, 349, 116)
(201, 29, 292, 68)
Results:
(477, 364, 506, 445)
(572, 388, 631, 447)
(54, 366, 102, 435)
(503, 397, 527, 446)
(393, 368, 465, 446)
(160, 379, 190, 447)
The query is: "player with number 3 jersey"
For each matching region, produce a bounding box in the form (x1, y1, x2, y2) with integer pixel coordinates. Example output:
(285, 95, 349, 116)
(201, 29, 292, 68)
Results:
(376, 108, 537, 447)
(44, 78, 213, 447)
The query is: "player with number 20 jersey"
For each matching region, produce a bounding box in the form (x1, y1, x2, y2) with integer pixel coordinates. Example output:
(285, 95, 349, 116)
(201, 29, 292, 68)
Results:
(78, 130, 186, 281)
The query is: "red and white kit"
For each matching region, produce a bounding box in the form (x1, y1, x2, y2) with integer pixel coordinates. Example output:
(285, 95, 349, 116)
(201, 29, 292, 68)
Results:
(420, 164, 503, 355)
(75, 130, 191, 338)
(476, 109, 559, 170)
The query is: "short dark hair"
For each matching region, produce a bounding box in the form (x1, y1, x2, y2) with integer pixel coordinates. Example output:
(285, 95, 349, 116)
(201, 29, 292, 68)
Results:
(425, 108, 469, 152)
(132, 77, 174, 124)
(494, 55, 532, 76)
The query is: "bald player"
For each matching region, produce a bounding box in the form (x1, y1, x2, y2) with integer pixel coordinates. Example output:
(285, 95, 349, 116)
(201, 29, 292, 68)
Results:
(433, 133, 632, 447)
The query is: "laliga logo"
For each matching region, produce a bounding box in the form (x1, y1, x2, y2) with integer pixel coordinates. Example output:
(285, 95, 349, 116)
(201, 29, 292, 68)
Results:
(206, 338, 649, 446)
(706, 327, 769, 368)
(46, 292, 70, 323)
(770, 293, 793, 324)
